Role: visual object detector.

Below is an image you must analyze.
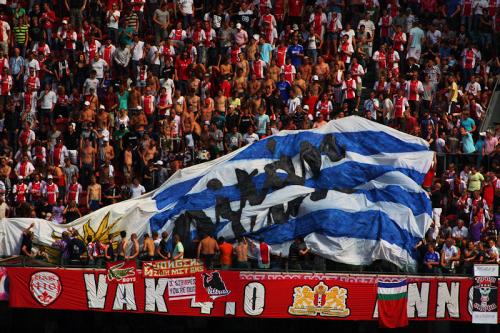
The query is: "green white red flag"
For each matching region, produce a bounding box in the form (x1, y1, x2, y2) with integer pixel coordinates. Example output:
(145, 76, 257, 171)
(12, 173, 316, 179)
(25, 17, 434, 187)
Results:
(377, 280, 408, 328)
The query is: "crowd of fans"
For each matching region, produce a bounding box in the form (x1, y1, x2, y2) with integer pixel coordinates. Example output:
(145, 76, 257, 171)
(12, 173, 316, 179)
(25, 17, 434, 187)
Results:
(1, 0, 500, 274)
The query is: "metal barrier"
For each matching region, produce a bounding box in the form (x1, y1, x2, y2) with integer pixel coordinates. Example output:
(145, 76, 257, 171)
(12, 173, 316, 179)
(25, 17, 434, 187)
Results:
(0, 255, 474, 278)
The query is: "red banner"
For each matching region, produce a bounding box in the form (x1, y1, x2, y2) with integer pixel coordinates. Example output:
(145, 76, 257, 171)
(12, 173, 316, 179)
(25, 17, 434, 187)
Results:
(6, 267, 482, 321)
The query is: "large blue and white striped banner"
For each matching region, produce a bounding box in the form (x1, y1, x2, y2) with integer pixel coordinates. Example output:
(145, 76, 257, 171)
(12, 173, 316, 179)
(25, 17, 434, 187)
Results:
(150, 116, 434, 269)
(0, 116, 433, 270)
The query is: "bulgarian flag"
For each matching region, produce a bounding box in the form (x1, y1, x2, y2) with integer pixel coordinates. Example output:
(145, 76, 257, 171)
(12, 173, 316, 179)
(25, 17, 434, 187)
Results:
(377, 280, 409, 328)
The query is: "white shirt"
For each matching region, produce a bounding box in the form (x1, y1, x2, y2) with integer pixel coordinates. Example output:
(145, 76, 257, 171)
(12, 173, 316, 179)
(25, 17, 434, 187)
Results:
(132, 41, 145, 61)
(243, 132, 259, 145)
(25, 58, 40, 72)
(340, 29, 356, 46)
(465, 81, 481, 96)
(436, 137, 446, 154)
(426, 30, 441, 45)
(39, 90, 57, 109)
(0, 20, 10, 42)
(287, 97, 301, 115)
(130, 184, 146, 198)
(442, 244, 459, 261)
(358, 19, 375, 37)
(147, 46, 161, 65)
(474, 0, 489, 15)
(91, 58, 108, 79)
(452, 226, 469, 239)
(178, 0, 194, 15)
(107, 10, 120, 29)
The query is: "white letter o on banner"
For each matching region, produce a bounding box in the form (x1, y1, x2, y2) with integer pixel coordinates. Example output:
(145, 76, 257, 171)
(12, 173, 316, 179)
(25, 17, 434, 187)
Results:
(244, 282, 265, 316)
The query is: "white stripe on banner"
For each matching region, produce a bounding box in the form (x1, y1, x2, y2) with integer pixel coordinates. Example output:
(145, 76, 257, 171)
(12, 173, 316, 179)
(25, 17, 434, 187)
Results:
(378, 286, 408, 295)
(304, 233, 418, 269)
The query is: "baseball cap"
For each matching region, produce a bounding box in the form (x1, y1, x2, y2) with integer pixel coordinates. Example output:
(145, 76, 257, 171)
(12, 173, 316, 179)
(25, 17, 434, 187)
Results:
(236, 23, 242, 29)
(18, 175, 23, 180)
(155, 160, 164, 166)
(312, 75, 319, 81)
(99, 105, 105, 109)
(292, 24, 299, 31)
(137, 105, 143, 110)
(84, 101, 90, 106)
(253, 34, 260, 41)
(47, 175, 53, 179)
(303, 105, 309, 110)
(62, 19, 68, 24)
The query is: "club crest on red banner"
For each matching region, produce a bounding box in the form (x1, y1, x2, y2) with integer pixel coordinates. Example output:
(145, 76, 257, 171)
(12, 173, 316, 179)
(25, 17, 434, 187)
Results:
(29, 271, 62, 307)
(288, 281, 350, 317)
(106, 261, 136, 284)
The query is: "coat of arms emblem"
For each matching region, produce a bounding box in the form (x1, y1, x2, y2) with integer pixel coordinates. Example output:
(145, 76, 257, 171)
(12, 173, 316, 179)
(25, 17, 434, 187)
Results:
(288, 281, 350, 317)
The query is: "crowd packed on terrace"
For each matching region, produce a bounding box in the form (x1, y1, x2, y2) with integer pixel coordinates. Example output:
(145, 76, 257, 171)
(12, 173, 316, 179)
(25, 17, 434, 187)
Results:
(0, 0, 498, 274)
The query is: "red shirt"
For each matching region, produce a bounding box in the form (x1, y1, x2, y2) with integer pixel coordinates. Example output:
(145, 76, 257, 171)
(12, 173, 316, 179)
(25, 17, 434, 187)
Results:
(288, 0, 304, 17)
(175, 58, 192, 81)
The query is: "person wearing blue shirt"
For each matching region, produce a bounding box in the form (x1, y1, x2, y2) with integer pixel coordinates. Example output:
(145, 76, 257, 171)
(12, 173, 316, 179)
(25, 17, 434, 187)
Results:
(423, 244, 440, 274)
(259, 38, 273, 65)
(446, 0, 461, 30)
(460, 113, 476, 133)
(287, 38, 304, 69)
(277, 73, 291, 102)
(460, 127, 476, 155)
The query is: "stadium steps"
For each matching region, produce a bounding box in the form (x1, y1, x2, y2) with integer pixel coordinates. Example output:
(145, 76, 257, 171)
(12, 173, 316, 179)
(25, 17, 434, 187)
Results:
(479, 77, 500, 132)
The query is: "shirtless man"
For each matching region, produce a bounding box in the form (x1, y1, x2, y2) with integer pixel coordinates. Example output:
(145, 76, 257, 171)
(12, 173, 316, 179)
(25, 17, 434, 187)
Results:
(123, 145, 133, 177)
(126, 233, 140, 260)
(188, 76, 201, 92)
(199, 100, 213, 124)
(233, 68, 248, 95)
(80, 101, 95, 124)
(263, 73, 276, 92)
(146, 69, 160, 92)
(234, 237, 249, 269)
(187, 89, 201, 114)
(96, 106, 110, 130)
(80, 137, 95, 165)
(142, 141, 157, 165)
(101, 139, 115, 162)
(130, 109, 148, 133)
(87, 175, 101, 211)
(86, 88, 99, 112)
(141, 233, 155, 261)
(248, 74, 262, 97)
(314, 56, 330, 81)
(214, 90, 228, 113)
(128, 86, 142, 115)
(117, 231, 128, 260)
(292, 72, 307, 96)
(267, 59, 281, 82)
(197, 234, 219, 269)
(299, 57, 312, 82)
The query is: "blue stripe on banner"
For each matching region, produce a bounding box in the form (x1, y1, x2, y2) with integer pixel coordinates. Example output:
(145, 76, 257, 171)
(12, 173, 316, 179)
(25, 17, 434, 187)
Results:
(230, 131, 428, 162)
(245, 209, 419, 258)
(378, 280, 408, 288)
(356, 186, 431, 217)
(304, 162, 426, 189)
(150, 163, 426, 232)
(153, 176, 202, 209)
